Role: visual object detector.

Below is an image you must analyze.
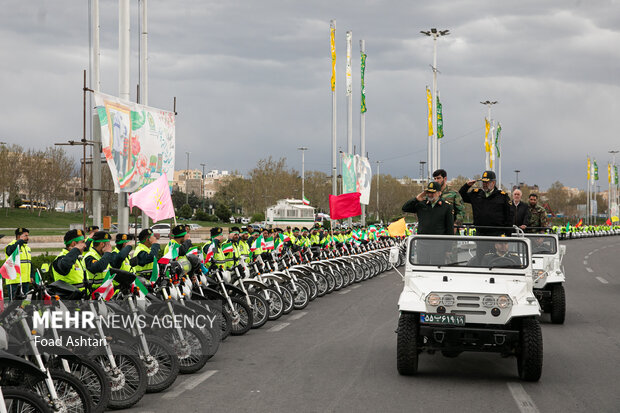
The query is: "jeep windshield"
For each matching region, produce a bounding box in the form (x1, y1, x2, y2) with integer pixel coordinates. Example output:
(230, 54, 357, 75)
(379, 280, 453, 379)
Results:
(408, 236, 529, 269)
(523, 235, 557, 255)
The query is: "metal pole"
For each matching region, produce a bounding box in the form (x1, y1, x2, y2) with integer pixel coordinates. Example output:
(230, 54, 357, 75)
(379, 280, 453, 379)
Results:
(331, 19, 337, 197)
(432, 35, 438, 171)
(376, 161, 381, 221)
(185, 152, 190, 205)
(140, 0, 149, 231)
(117, 0, 130, 233)
(498, 125, 502, 189)
(200, 163, 206, 210)
(91, 0, 102, 229)
(82, 71, 88, 232)
(346, 31, 353, 227)
(514, 170, 520, 189)
(360, 39, 366, 226)
(586, 157, 590, 224)
(298, 147, 308, 199)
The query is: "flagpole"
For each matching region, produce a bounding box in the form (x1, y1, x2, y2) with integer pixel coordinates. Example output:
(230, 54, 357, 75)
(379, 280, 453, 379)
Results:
(498, 125, 502, 189)
(346, 30, 353, 228)
(117, 0, 131, 233)
(330, 19, 337, 197)
(360, 39, 366, 226)
(140, 0, 150, 232)
(91, 0, 102, 229)
(586, 156, 590, 225)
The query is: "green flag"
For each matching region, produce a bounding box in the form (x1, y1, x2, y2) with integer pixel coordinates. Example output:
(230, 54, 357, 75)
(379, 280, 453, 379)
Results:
(495, 123, 501, 158)
(615, 165, 618, 185)
(436, 95, 444, 139)
(360, 52, 367, 113)
(594, 160, 599, 180)
(150, 259, 159, 284)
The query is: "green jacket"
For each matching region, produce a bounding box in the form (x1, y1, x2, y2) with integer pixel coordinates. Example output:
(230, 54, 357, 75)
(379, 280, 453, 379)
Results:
(441, 185, 465, 224)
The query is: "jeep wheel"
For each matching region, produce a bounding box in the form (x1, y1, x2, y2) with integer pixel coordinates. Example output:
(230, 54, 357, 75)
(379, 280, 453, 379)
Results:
(397, 312, 419, 375)
(550, 284, 566, 324)
(517, 318, 543, 381)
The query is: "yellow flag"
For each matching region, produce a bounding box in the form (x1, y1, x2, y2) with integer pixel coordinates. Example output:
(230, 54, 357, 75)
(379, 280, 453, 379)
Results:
(587, 157, 591, 181)
(330, 27, 336, 91)
(388, 218, 407, 237)
(608, 163, 612, 183)
(426, 87, 433, 136)
(484, 118, 490, 153)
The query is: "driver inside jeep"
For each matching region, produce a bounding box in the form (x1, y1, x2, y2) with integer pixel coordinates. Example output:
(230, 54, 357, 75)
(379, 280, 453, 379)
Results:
(480, 241, 521, 267)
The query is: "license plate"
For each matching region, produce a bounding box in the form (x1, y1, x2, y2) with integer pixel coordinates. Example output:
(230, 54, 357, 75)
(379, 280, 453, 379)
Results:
(420, 313, 466, 326)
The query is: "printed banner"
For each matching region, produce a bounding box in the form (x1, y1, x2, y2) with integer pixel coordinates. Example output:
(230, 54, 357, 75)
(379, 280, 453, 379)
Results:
(426, 87, 433, 136)
(345, 31, 352, 96)
(436, 95, 444, 139)
(360, 52, 367, 113)
(94, 92, 175, 193)
(342, 153, 357, 194)
(330, 26, 336, 92)
(356, 155, 372, 205)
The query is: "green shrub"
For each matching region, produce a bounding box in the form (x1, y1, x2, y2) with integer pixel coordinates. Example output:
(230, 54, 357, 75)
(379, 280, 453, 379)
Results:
(251, 212, 265, 223)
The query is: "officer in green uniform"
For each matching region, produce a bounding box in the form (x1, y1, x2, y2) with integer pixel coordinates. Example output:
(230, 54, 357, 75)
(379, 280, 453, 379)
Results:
(52, 229, 88, 287)
(83, 231, 116, 290)
(4, 227, 33, 300)
(205, 227, 227, 269)
(238, 227, 251, 265)
(130, 229, 161, 277)
(85, 225, 99, 251)
(432, 169, 465, 232)
(402, 182, 454, 235)
(111, 233, 134, 272)
(526, 193, 549, 233)
(226, 227, 241, 269)
(164, 225, 192, 257)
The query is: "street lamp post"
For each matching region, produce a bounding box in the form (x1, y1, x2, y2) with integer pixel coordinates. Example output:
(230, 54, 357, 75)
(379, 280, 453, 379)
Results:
(298, 147, 308, 200)
(185, 152, 190, 205)
(481, 100, 498, 172)
(514, 170, 520, 189)
(200, 163, 206, 211)
(376, 160, 382, 222)
(421, 28, 449, 175)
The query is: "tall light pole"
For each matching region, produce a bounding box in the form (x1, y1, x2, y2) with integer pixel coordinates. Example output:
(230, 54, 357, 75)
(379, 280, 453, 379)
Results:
(421, 28, 449, 175)
(200, 162, 206, 210)
(514, 170, 520, 189)
(481, 100, 498, 171)
(298, 147, 308, 200)
(185, 151, 190, 205)
(376, 160, 382, 221)
(608, 150, 618, 219)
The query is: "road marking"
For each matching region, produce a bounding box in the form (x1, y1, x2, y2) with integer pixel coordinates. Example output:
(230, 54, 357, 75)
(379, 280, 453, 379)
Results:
(338, 289, 351, 295)
(596, 277, 609, 284)
(507, 382, 540, 413)
(586, 267, 593, 273)
(351, 284, 361, 289)
(267, 322, 290, 332)
(593, 248, 599, 252)
(583, 260, 588, 265)
(288, 311, 308, 321)
(162, 370, 218, 399)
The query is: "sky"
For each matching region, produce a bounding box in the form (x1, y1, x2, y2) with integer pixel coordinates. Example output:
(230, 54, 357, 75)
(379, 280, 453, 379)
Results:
(1, 0, 620, 191)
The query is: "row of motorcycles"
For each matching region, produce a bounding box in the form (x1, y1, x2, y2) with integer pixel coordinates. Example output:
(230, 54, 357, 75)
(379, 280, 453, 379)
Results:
(0, 238, 403, 413)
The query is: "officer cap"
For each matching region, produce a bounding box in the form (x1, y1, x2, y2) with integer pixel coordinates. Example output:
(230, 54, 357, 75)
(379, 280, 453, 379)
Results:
(86, 225, 99, 232)
(171, 225, 187, 238)
(211, 227, 223, 237)
(115, 233, 131, 244)
(230, 226, 240, 234)
(138, 228, 154, 242)
(64, 229, 84, 245)
(481, 170, 496, 182)
(92, 231, 111, 243)
(15, 227, 29, 236)
(293, 227, 300, 232)
(425, 182, 441, 193)
(240, 226, 248, 233)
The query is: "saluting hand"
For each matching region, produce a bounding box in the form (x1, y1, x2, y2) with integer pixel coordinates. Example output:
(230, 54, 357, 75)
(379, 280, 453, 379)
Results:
(416, 192, 425, 201)
(466, 179, 476, 186)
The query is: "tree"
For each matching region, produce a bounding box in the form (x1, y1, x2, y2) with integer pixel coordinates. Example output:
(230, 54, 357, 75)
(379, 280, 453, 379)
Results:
(545, 181, 569, 215)
(171, 189, 186, 210)
(179, 204, 193, 219)
(215, 202, 232, 222)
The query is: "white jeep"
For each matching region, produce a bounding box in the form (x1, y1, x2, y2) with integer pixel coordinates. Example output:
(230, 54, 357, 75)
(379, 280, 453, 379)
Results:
(522, 234, 566, 324)
(396, 235, 543, 381)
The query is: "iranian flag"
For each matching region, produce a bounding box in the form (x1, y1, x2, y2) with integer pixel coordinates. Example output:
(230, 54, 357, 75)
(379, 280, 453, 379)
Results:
(250, 236, 264, 252)
(158, 242, 180, 264)
(34, 270, 52, 303)
(92, 271, 115, 301)
(204, 242, 216, 263)
(303, 196, 310, 206)
(280, 233, 291, 243)
(221, 242, 234, 254)
(187, 246, 204, 262)
(263, 236, 275, 251)
(131, 277, 148, 297)
(0, 280, 3, 311)
(149, 259, 159, 284)
(0, 248, 20, 280)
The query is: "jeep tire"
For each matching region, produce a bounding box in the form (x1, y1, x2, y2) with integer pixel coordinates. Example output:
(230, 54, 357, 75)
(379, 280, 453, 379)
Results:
(397, 312, 419, 375)
(550, 283, 566, 324)
(517, 317, 543, 381)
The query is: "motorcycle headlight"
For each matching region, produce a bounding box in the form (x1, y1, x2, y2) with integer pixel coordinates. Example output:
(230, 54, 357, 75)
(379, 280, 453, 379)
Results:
(426, 293, 441, 306)
(441, 294, 455, 307)
(497, 295, 512, 309)
(482, 295, 496, 308)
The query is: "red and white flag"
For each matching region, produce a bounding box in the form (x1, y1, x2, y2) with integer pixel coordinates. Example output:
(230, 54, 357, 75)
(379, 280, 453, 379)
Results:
(0, 248, 21, 280)
(158, 242, 180, 264)
(204, 242, 216, 263)
(92, 271, 115, 301)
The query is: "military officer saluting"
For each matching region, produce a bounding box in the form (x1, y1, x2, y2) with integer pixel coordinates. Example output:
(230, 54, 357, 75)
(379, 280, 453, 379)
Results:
(402, 181, 454, 235)
(52, 229, 88, 287)
(459, 170, 514, 236)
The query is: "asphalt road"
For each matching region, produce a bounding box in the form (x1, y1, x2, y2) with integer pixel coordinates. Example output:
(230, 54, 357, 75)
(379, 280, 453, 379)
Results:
(126, 237, 620, 413)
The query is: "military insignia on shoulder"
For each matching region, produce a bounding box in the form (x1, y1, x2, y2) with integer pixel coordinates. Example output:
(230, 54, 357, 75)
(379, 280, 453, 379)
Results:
(501, 190, 506, 195)
(508, 200, 513, 205)
(444, 200, 451, 205)
(473, 188, 479, 192)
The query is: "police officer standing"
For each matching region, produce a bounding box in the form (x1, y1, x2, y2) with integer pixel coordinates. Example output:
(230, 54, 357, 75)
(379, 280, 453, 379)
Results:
(52, 229, 88, 287)
(111, 233, 134, 272)
(459, 170, 514, 236)
(432, 169, 465, 231)
(4, 228, 33, 300)
(131, 229, 161, 277)
(402, 182, 454, 235)
(83, 231, 116, 290)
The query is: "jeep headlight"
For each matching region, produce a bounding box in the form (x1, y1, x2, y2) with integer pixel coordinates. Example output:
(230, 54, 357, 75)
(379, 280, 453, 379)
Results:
(497, 295, 512, 309)
(426, 293, 441, 306)
(482, 295, 496, 308)
(441, 294, 455, 307)
(534, 270, 546, 281)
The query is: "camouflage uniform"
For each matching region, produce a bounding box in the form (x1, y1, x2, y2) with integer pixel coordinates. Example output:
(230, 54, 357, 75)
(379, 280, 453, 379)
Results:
(527, 204, 548, 232)
(441, 186, 465, 225)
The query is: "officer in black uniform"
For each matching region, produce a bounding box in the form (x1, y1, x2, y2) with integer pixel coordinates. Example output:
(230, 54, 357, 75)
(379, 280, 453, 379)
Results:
(402, 181, 454, 235)
(459, 170, 514, 236)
